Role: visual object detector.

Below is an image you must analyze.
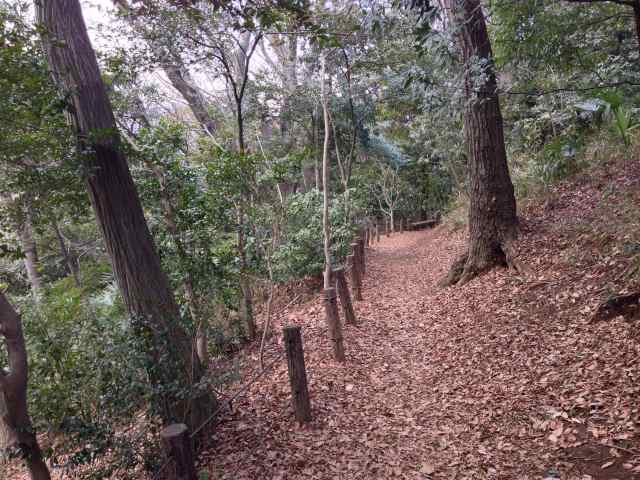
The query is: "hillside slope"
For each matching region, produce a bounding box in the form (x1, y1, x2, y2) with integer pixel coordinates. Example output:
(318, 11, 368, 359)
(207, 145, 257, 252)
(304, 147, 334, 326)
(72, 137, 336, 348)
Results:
(201, 160, 640, 480)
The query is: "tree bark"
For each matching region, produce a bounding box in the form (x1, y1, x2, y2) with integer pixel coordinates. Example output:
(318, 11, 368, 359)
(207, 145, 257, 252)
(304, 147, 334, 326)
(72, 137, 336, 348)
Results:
(634, 3, 640, 52)
(237, 209, 256, 340)
(52, 220, 81, 287)
(320, 54, 332, 290)
(18, 212, 43, 297)
(279, 32, 298, 148)
(441, 0, 519, 286)
(37, 0, 213, 428)
(164, 64, 218, 135)
(0, 293, 51, 480)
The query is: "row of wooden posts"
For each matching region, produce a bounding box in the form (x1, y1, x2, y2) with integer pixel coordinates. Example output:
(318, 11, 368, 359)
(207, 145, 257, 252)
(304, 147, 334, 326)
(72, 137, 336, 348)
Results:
(268, 219, 411, 429)
(159, 219, 410, 479)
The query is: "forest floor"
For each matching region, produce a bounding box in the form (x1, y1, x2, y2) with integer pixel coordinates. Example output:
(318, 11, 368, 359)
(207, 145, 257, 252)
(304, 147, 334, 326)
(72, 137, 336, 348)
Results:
(5, 162, 640, 480)
(200, 161, 640, 480)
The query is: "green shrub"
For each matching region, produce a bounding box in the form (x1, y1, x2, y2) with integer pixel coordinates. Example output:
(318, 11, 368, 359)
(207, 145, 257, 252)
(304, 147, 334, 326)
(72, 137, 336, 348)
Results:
(272, 191, 357, 282)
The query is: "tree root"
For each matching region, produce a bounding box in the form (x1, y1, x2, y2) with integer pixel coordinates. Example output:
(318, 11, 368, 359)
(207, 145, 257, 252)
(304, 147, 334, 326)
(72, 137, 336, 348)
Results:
(438, 252, 468, 287)
(591, 292, 640, 322)
(440, 240, 528, 287)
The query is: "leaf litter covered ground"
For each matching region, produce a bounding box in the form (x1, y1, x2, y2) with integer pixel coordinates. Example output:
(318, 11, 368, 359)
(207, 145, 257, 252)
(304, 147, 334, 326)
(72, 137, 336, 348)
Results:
(5, 162, 640, 480)
(201, 164, 640, 479)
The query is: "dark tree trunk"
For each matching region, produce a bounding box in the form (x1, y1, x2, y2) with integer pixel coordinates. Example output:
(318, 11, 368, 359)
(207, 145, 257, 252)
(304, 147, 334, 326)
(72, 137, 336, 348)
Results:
(37, 0, 213, 428)
(234, 89, 255, 340)
(441, 0, 519, 286)
(0, 293, 51, 480)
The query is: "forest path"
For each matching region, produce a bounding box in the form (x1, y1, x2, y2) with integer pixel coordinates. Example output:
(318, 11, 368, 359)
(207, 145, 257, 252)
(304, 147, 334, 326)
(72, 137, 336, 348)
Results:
(204, 202, 640, 479)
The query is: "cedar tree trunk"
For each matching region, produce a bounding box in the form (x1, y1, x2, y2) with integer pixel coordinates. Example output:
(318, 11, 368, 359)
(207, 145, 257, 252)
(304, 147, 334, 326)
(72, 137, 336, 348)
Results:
(37, 0, 213, 428)
(441, 0, 519, 286)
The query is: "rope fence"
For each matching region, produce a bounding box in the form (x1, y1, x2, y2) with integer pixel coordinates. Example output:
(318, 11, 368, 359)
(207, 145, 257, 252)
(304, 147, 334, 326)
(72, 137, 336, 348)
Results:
(154, 219, 389, 479)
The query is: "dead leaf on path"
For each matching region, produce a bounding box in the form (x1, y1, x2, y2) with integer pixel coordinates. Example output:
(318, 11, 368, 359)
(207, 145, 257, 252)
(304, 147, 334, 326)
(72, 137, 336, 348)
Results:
(420, 463, 436, 475)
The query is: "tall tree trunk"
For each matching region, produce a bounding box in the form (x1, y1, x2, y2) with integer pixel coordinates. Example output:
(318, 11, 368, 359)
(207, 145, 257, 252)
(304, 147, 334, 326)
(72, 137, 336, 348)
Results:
(0, 293, 51, 480)
(37, 0, 213, 428)
(441, 0, 519, 286)
(233, 63, 255, 339)
(164, 64, 218, 135)
(320, 55, 332, 289)
(52, 220, 81, 287)
(18, 212, 43, 297)
(237, 208, 256, 340)
(126, 108, 211, 365)
(313, 109, 322, 192)
(280, 33, 298, 148)
(634, 3, 640, 52)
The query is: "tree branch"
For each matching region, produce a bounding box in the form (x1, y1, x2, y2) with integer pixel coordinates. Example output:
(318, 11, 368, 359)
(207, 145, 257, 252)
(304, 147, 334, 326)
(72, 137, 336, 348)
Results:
(563, 0, 636, 7)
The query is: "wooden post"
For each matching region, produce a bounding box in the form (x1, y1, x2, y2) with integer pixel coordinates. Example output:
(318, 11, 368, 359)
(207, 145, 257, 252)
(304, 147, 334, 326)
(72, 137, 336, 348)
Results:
(348, 250, 363, 301)
(358, 237, 366, 276)
(323, 288, 345, 361)
(161, 424, 198, 480)
(355, 237, 364, 276)
(283, 326, 312, 423)
(332, 267, 356, 324)
(386, 219, 391, 237)
(400, 217, 404, 233)
(375, 223, 380, 243)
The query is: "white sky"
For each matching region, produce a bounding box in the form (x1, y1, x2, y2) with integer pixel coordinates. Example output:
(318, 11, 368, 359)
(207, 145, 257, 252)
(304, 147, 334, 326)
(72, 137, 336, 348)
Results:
(82, 0, 113, 27)
(76, 0, 279, 119)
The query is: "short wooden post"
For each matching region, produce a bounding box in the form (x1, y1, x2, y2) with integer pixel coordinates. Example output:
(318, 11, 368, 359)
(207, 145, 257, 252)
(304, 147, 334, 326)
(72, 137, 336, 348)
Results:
(358, 237, 366, 275)
(323, 288, 345, 362)
(386, 219, 391, 237)
(361, 237, 367, 278)
(400, 217, 404, 233)
(348, 250, 362, 301)
(160, 424, 198, 480)
(283, 326, 312, 423)
(332, 267, 356, 324)
(375, 223, 380, 243)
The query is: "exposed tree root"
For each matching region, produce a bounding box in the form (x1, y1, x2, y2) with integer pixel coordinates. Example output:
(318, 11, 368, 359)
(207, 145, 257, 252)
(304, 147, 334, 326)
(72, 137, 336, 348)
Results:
(591, 292, 640, 322)
(440, 239, 527, 287)
(438, 252, 468, 287)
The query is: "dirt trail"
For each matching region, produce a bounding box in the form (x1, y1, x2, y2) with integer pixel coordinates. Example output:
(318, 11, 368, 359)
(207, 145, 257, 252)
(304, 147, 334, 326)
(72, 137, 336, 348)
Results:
(203, 207, 640, 480)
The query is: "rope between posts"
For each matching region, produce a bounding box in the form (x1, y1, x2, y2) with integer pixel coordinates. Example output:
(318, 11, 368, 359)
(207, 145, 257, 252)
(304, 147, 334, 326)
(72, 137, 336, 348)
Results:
(153, 241, 369, 478)
(153, 293, 303, 479)
(152, 349, 284, 479)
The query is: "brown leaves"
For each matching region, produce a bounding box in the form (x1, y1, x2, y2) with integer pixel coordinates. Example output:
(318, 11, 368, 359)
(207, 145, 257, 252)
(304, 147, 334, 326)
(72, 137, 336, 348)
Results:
(195, 164, 640, 479)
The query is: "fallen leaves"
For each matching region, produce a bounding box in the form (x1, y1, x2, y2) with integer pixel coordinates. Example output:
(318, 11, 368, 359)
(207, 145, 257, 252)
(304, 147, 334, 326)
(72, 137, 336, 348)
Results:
(194, 161, 640, 480)
(419, 462, 435, 475)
